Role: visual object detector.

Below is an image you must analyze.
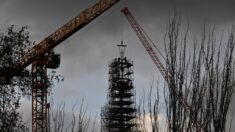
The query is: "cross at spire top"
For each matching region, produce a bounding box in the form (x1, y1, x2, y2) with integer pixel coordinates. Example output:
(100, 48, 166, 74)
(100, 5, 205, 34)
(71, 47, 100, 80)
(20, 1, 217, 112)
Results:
(117, 41, 127, 59)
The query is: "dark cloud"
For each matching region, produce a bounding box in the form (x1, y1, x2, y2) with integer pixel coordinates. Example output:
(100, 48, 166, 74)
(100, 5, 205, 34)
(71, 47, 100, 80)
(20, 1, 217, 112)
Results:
(1, 0, 235, 131)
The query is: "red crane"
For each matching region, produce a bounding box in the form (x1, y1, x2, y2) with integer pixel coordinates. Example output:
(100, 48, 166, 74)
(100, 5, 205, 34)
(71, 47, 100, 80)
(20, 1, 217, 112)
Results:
(0, 0, 121, 132)
(121, 7, 191, 112)
(121, 7, 166, 79)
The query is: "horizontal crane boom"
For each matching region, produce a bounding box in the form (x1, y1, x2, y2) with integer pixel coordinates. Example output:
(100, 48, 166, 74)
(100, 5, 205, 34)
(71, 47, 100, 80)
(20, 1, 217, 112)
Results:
(21, 0, 120, 68)
(0, 0, 121, 84)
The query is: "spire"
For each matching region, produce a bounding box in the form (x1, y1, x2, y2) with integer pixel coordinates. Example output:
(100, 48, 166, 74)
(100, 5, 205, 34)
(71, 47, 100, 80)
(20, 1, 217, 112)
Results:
(117, 41, 127, 59)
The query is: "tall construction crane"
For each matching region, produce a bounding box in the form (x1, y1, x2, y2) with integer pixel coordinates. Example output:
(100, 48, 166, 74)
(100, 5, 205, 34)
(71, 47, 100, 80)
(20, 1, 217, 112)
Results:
(121, 7, 191, 111)
(121, 7, 166, 79)
(0, 0, 121, 132)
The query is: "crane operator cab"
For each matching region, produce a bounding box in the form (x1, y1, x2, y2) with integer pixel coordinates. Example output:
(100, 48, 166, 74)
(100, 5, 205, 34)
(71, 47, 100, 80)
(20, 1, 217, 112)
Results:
(46, 51, 60, 69)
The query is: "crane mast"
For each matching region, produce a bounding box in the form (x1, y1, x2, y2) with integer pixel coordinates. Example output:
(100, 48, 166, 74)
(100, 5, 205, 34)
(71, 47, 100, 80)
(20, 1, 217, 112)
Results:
(121, 7, 166, 79)
(1, 0, 121, 132)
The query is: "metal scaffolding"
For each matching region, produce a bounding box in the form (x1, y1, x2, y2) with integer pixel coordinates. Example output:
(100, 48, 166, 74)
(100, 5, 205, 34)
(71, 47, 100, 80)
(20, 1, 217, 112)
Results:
(101, 42, 137, 132)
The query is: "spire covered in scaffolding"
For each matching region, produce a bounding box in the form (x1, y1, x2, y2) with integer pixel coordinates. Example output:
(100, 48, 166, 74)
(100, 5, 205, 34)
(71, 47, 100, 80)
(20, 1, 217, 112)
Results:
(101, 41, 137, 132)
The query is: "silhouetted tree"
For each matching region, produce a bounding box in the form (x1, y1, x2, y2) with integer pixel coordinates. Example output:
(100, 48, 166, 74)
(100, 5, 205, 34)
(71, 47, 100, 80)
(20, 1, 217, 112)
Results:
(136, 13, 235, 132)
(164, 13, 235, 132)
(0, 26, 32, 132)
(49, 97, 94, 132)
(136, 80, 160, 132)
(0, 25, 65, 132)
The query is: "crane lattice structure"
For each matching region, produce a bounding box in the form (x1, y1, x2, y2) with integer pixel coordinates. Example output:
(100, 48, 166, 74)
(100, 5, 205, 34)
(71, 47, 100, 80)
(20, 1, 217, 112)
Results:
(121, 7, 166, 79)
(0, 0, 121, 132)
(121, 7, 191, 111)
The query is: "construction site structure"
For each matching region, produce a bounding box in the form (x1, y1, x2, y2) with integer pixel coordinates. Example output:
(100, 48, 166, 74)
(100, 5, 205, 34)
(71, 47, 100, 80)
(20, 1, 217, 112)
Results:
(0, 0, 121, 132)
(101, 41, 137, 132)
(121, 7, 166, 79)
(0, 0, 121, 84)
(31, 52, 60, 132)
(121, 7, 191, 111)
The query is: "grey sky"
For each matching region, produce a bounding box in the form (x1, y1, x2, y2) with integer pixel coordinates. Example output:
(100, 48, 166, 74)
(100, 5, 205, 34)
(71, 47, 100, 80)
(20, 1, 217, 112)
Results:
(1, 0, 235, 131)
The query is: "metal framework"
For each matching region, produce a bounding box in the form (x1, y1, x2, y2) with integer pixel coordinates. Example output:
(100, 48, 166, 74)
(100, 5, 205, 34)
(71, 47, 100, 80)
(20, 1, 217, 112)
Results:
(19, 0, 121, 70)
(121, 7, 166, 79)
(101, 42, 137, 132)
(122, 7, 191, 111)
(0, 0, 121, 83)
(31, 51, 60, 132)
(31, 55, 48, 132)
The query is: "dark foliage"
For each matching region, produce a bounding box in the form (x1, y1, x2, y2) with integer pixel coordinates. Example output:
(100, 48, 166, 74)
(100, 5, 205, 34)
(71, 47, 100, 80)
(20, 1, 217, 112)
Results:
(0, 26, 33, 132)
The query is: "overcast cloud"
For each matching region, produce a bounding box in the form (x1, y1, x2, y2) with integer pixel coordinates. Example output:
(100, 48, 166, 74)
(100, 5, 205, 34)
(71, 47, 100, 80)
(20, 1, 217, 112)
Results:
(1, 0, 235, 131)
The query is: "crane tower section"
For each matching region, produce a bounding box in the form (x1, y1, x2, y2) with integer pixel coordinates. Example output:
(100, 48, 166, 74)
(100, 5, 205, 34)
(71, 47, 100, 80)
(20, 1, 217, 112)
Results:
(31, 51, 60, 132)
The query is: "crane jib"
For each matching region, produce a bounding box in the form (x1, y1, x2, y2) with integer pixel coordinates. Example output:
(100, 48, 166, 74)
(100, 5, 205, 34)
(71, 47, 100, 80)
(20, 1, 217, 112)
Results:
(20, 0, 120, 68)
(0, 0, 120, 84)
